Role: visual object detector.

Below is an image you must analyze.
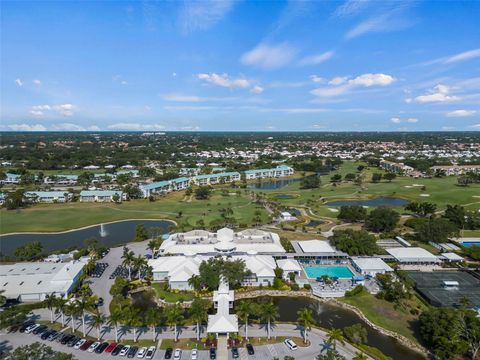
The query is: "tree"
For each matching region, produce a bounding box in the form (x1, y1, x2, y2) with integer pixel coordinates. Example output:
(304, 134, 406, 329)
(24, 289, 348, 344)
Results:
(195, 186, 211, 200)
(188, 275, 203, 292)
(376, 273, 410, 304)
(259, 301, 279, 339)
(135, 224, 148, 242)
(383, 173, 396, 182)
(165, 304, 184, 342)
(6, 342, 75, 360)
(14, 241, 43, 260)
(330, 174, 342, 183)
(108, 310, 123, 343)
(122, 249, 135, 280)
(66, 301, 80, 333)
(364, 206, 400, 232)
(329, 229, 378, 256)
(327, 328, 345, 350)
(236, 300, 255, 340)
(132, 254, 147, 279)
(189, 298, 210, 341)
(371, 173, 382, 183)
(316, 350, 347, 360)
(343, 324, 367, 344)
(414, 218, 459, 243)
(444, 205, 466, 229)
(77, 295, 96, 337)
(45, 294, 57, 323)
(299, 176, 320, 189)
(112, 193, 120, 203)
(297, 307, 314, 344)
(145, 307, 162, 341)
(353, 352, 368, 360)
(90, 312, 105, 340)
(84, 236, 98, 251)
(344, 173, 356, 182)
(457, 310, 480, 360)
(0, 307, 27, 330)
(5, 189, 25, 210)
(337, 205, 367, 223)
(124, 308, 142, 342)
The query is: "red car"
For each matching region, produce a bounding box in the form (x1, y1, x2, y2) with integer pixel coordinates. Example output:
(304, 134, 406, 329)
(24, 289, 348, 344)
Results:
(80, 340, 93, 351)
(104, 342, 118, 353)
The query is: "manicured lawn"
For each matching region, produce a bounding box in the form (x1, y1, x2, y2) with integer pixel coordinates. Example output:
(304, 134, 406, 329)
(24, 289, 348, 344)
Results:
(152, 283, 197, 303)
(160, 338, 203, 350)
(121, 339, 158, 347)
(340, 291, 426, 342)
(245, 336, 308, 347)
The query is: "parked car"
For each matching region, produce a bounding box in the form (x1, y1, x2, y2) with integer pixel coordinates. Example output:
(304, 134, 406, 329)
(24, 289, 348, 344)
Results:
(246, 343, 255, 355)
(112, 344, 124, 356)
(209, 347, 216, 359)
(231, 347, 239, 358)
(284, 338, 298, 351)
(127, 346, 138, 358)
(88, 341, 101, 353)
(19, 322, 34, 333)
(8, 325, 19, 333)
(191, 348, 198, 360)
(67, 336, 80, 347)
(120, 345, 131, 356)
(95, 342, 109, 353)
(145, 346, 156, 359)
(74, 339, 87, 350)
(137, 347, 147, 358)
(33, 325, 48, 335)
(163, 347, 172, 359)
(80, 340, 93, 351)
(61, 334, 76, 345)
(105, 342, 118, 353)
(40, 330, 53, 340)
(97, 297, 104, 306)
(48, 331, 60, 341)
(173, 348, 181, 360)
(25, 324, 39, 334)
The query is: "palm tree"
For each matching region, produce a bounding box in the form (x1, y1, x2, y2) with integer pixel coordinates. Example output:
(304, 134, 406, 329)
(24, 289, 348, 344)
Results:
(133, 255, 147, 279)
(90, 312, 105, 340)
(236, 300, 255, 340)
(124, 308, 142, 342)
(165, 304, 184, 342)
(189, 298, 210, 341)
(55, 297, 68, 327)
(145, 308, 161, 341)
(353, 352, 368, 360)
(78, 295, 97, 337)
(107, 310, 123, 342)
(188, 275, 203, 292)
(297, 307, 314, 344)
(84, 258, 96, 276)
(327, 328, 345, 350)
(0, 290, 6, 307)
(45, 294, 57, 323)
(259, 301, 279, 340)
(122, 250, 135, 280)
(66, 301, 80, 333)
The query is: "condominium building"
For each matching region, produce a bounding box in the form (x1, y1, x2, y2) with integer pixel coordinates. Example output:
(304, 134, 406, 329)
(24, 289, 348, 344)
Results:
(244, 165, 294, 180)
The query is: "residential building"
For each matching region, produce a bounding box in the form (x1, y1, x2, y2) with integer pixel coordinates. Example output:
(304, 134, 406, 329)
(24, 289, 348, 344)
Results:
(139, 177, 190, 197)
(1, 173, 21, 185)
(244, 165, 294, 180)
(379, 160, 415, 175)
(431, 165, 480, 176)
(192, 172, 241, 186)
(79, 190, 125, 202)
(25, 191, 71, 203)
(44, 174, 78, 186)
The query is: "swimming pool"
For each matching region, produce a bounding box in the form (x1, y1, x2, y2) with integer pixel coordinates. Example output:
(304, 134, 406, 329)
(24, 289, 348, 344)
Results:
(304, 266, 354, 279)
(462, 242, 480, 247)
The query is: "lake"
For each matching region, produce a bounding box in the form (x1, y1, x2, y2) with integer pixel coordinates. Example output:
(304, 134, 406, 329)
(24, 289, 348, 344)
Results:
(247, 177, 303, 190)
(238, 296, 425, 360)
(325, 197, 409, 207)
(0, 219, 173, 256)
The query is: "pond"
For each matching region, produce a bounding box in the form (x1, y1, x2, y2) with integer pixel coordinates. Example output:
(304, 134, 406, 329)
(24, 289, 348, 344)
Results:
(0, 219, 174, 256)
(238, 296, 425, 360)
(325, 197, 409, 207)
(306, 220, 324, 227)
(275, 194, 297, 199)
(247, 177, 303, 190)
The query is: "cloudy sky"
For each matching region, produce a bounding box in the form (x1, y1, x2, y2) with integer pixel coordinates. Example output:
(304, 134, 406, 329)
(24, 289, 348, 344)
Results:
(1, 0, 480, 131)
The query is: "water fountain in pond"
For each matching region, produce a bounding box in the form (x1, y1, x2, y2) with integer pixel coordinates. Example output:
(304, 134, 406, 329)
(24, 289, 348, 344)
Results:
(99, 223, 107, 237)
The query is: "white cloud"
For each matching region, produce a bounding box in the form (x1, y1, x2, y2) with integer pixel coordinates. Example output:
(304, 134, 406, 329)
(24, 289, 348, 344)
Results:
(179, 0, 234, 34)
(442, 126, 456, 131)
(261, 107, 327, 114)
(30, 110, 44, 117)
(120, 80, 128, 85)
(7, 123, 47, 131)
(250, 85, 264, 94)
(181, 126, 201, 131)
(407, 118, 418, 123)
(329, 76, 349, 86)
(348, 73, 395, 86)
(241, 42, 298, 69)
(469, 124, 480, 128)
(445, 48, 480, 63)
(163, 94, 203, 102)
(15, 79, 23, 87)
(164, 105, 214, 111)
(311, 124, 326, 129)
(446, 109, 477, 117)
(196, 73, 250, 88)
(333, 0, 371, 17)
(33, 79, 41, 86)
(30, 103, 77, 117)
(108, 123, 165, 131)
(390, 117, 401, 124)
(414, 85, 460, 103)
(53, 104, 77, 116)
(311, 73, 395, 98)
(311, 85, 352, 97)
(310, 75, 325, 84)
(172, 72, 177, 77)
(52, 123, 86, 131)
(390, 116, 418, 124)
(88, 125, 101, 131)
(299, 50, 334, 66)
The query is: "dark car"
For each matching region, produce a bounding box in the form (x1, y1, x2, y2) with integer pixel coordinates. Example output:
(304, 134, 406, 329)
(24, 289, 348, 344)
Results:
(97, 297, 104, 306)
(164, 347, 173, 359)
(8, 325, 19, 333)
(127, 346, 138, 358)
(111, 344, 124, 356)
(209, 347, 216, 359)
(231, 347, 239, 358)
(19, 322, 34, 333)
(80, 340, 94, 351)
(48, 331, 60, 341)
(67, 336, 80, 347)
(95, 342, 109, 353)
(33, 325, 48, 335)
(41, 330, 53, 340)
(246, 344, 255, 355)
(60, 334, 74, 345)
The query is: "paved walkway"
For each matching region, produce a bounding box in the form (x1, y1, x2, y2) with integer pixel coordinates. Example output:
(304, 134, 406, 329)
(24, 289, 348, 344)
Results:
(217, 337, 228, 359)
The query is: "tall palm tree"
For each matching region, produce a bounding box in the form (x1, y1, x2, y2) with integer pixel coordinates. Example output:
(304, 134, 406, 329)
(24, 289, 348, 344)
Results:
(133, 255, 147, 279)
(45, 294, 57, 323)
(259, 301, 279, 340)
(90, 312, 105, 340)
(145, 308, 161, 341)
(165, 304, 184, 342)
(84, 259, 96, 276)
(77, 295, 97, 337)
(353, 352, 368, 360)
(107, 310, 123, 342)
(66, 301, 80, 333)
(297, 307, 314, 344)
(122, 250, 135, 280)
(124, 308, 142, 342)
(236, 300, 255, 340)
(327, 328, 345, 350)
(55, 297, 68, 327)
(189, 298, 210, 340)
(188, 275, 203, 292)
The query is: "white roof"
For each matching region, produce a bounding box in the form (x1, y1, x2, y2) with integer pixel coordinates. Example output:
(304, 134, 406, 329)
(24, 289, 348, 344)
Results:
(441, 252, 464, 261)
(148, 256, 204, 282)
(207, 279, 238, 333)
(276, 259, 302, 272)
(233, 255, 276, 278)
(352, 257, 393, 272)
(386, 247, 439, 263)
(0, 261, 84, 299)
(298, 240, 335, 253)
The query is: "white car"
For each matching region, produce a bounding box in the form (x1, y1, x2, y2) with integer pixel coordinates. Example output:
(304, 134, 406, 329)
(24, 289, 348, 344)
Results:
(137, 347, 147, 358)
(120, 345, 131, 356)
(145, 346, 156, 359)
(25, 324, 39, 334)
(173, 348, 182, 360)
(191, 348, 198, 360)
(284, 338, 298, 351)
(74, 339, 86, 350)
(88, 341, 100, 353)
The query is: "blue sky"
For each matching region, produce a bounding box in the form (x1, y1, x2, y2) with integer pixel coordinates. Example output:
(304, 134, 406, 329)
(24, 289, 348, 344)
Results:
(1, 0, 480, 131)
